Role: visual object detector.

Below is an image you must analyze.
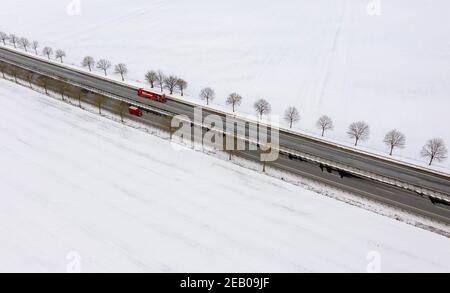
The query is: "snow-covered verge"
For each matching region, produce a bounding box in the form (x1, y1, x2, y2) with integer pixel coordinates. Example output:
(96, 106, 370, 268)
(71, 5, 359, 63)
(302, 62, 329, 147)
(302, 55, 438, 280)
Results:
(1, 0, 449, 171)
(0, 78, 449, 272)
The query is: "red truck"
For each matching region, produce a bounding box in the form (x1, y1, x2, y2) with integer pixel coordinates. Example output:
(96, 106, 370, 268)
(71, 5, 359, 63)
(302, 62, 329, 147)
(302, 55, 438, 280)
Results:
(128, 106, 143, 117)
(137, 88, 167, 103)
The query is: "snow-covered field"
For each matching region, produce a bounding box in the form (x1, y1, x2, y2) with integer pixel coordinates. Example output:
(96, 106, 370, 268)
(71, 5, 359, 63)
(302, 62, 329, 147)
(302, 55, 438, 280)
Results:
(0, 79, 449, 272)
(0, 0, 449, 169)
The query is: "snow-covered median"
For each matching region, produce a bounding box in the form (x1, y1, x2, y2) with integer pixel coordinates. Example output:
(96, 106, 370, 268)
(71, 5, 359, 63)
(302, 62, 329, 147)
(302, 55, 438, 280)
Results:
(0, 79, 449, 272)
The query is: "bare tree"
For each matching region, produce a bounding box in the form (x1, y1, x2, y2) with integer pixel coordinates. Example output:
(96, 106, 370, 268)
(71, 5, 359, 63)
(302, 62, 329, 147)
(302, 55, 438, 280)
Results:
(383, 129, 406, 155)
(347, 121, 370, 146)
(18, 37, 30, 52)
(284, 106, 300, 128)
(156, 70, 165, 92)
(200, 87, 215, 105)
(55, 50, 66, 63)
(421, 138, 448, 166)
(31, 41, 39, 55)
(316, 115, 334, 137)
(97, 59, 111, 76)
(145, 70, 157, 88)
(74, 87, 84, 108)
(254, 99, 271, 119)
(117, 101, 128, 122)
(0, 62, 6, 78)
(38, 76, 50, 95)
(42, 47, 53, 60)
(176, 78, 187, 96)
(93, 94, 107, 114)
(82, 56, 95, 71)
(25, 71, 34, 88)
(0, 32, 8, 45)
(226, 93, 242, 112)
(114, 63, 128, 81)
(9, 66, 19, 83)
(58, 83, 70, 101)
(9, 34, 18, 48)
(164, 75, 178, 94)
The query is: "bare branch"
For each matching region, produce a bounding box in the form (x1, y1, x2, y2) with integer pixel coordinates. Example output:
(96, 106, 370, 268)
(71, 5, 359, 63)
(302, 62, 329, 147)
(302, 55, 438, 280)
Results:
(96, 59, 111, 76)
(226, 93, 242, 112)
(55, 49, 66, 63)
(383, 129, 406, 155)
(9, 34, 18, 48)
(0, 32, 8, 45)
(176, 78, 187, 96)
(114, 63, 128, 81)
(200, 87, 215, 105)
(145, 71, 157, 88)
(347, 121, 370, 146)
(42, 47, 53, 60)
(18, 37, 30, 52)
(421, 138, 447, 166)
(82, 56, 95, 72)
(284, 106, 300, 128)
(163, 75, 178, 94)
(316, 115, 334, 137)
(37, 75, 50, 95)
(31, 41, 39, 55)
(254, 99, 271, 119)
(155, 70, 165, 92)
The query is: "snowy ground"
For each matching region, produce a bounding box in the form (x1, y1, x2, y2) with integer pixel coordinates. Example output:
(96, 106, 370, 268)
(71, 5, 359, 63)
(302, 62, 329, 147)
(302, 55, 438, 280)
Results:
(0, 78, 449, 273)
(0, 0, 449, 169)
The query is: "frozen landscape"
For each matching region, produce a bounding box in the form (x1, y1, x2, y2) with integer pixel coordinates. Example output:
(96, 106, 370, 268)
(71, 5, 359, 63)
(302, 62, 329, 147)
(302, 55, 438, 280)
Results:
(0, 0, 449, 168)
(0, 79, 449, 272)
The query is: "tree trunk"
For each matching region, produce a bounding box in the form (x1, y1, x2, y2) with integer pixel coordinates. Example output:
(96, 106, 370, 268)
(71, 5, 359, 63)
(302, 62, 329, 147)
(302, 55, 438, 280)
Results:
(290, 120, 293, 128)
(429, 156, 434, 166)
(88, 64, 91, 71)
(355, 138, 359, 146)
(104, 69, 107, 76)
(121, 73, 124, 81)
(389, 146, 394, 156)
(321, 129, 325, 137)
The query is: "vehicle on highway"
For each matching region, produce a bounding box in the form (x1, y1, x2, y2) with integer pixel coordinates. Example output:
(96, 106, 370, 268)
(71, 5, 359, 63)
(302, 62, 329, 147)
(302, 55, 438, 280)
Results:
(137, 88, 167, 103)
(128, 106, 143, 117)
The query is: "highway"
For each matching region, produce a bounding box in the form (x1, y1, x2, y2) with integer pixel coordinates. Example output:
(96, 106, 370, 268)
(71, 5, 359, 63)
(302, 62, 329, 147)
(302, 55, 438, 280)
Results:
(1, 45, 450, 224)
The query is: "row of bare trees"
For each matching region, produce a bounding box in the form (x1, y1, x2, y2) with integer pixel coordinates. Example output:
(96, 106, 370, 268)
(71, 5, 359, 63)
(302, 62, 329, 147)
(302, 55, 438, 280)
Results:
(144, 70, 188, 96)
(81, 56, 129, 81)
(194, 87, 448, 165)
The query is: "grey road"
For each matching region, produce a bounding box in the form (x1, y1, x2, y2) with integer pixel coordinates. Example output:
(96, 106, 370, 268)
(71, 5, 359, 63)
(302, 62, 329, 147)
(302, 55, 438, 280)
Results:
(1, 46, 450, 224)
